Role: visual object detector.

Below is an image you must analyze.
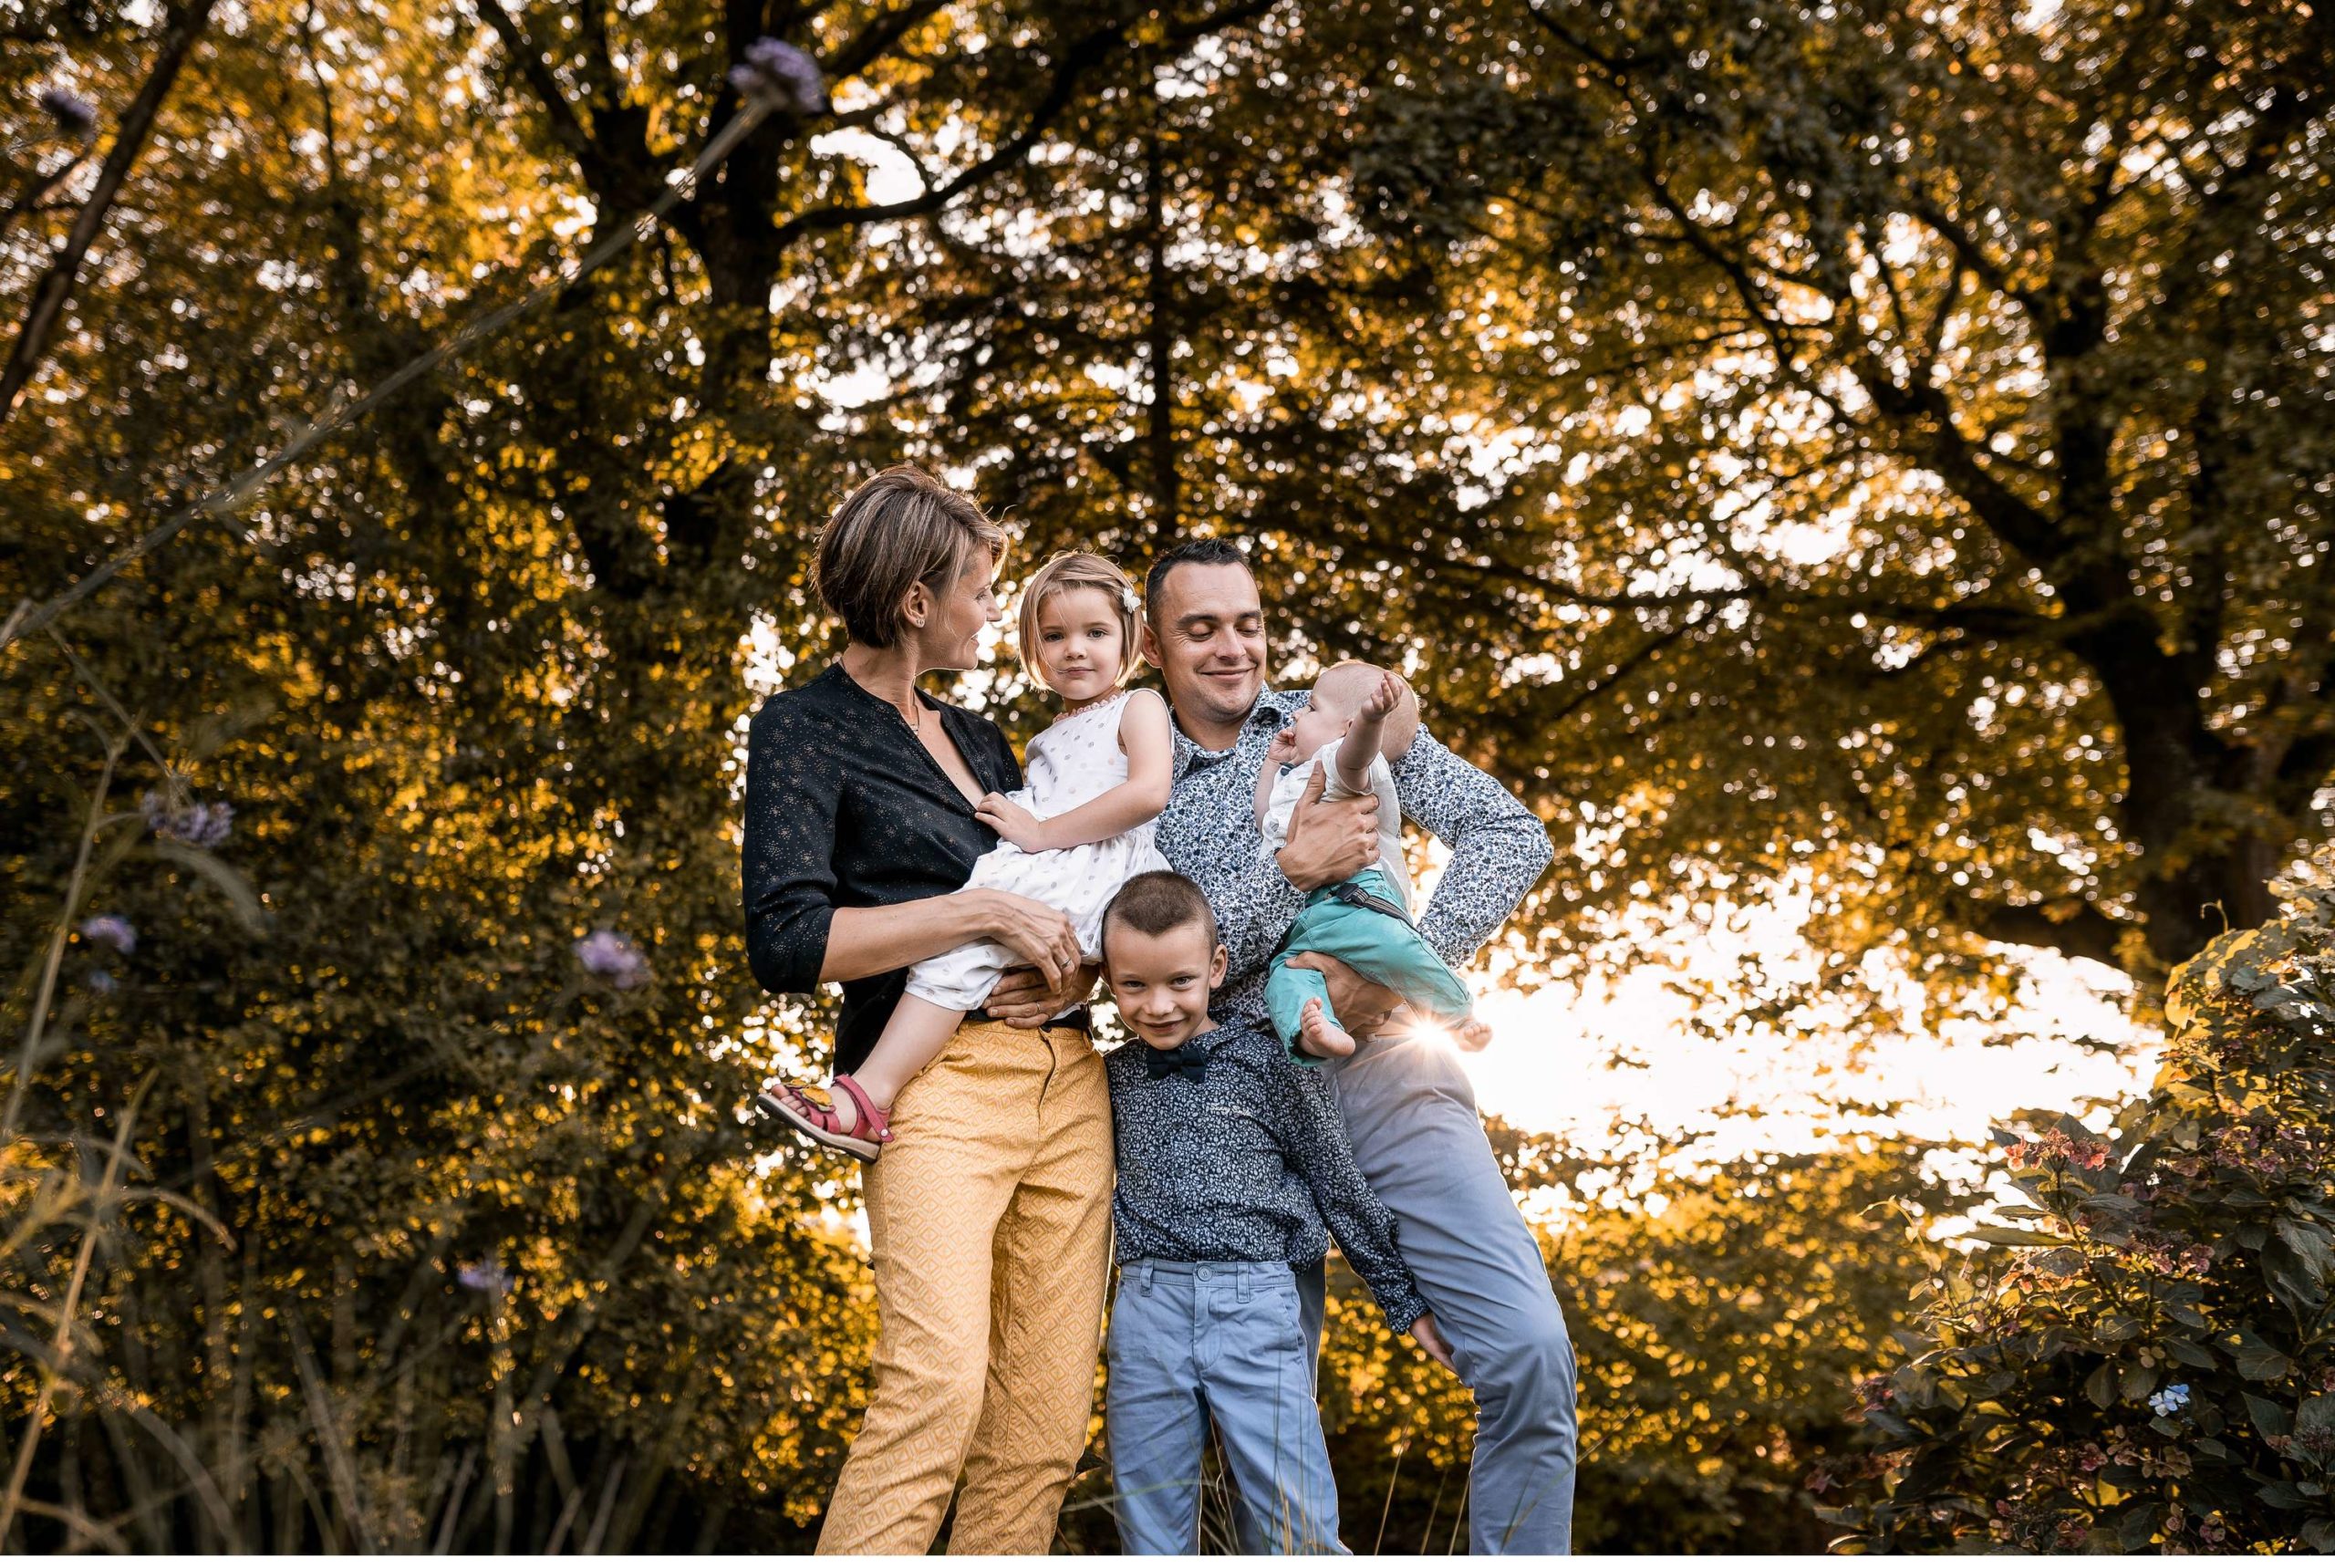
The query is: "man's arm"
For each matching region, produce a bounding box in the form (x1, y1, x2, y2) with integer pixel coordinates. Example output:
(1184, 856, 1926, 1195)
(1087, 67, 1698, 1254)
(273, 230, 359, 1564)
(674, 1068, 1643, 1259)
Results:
(1391, 728, 1556, 967)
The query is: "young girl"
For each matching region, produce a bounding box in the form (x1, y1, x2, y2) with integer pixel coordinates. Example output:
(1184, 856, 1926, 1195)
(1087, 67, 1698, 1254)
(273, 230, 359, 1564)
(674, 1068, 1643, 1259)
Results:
(760, 551, 1173, 1160)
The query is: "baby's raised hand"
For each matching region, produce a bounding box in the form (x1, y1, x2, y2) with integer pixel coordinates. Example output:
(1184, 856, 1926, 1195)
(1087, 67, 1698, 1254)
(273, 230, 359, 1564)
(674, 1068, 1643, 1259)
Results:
(1266, 726, 1301, 765)
(1361, 670, 1402, 722)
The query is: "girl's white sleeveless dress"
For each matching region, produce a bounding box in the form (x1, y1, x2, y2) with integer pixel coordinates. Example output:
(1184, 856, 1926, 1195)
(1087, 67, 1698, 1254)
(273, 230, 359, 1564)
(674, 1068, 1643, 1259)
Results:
(904, 689, 1170, 1012)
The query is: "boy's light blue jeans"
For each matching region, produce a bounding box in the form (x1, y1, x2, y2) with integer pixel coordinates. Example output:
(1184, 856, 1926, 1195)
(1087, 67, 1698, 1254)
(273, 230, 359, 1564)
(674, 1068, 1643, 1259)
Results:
(1105, 1259, 1351, 1555)
(1265, 869, 1474, 1051)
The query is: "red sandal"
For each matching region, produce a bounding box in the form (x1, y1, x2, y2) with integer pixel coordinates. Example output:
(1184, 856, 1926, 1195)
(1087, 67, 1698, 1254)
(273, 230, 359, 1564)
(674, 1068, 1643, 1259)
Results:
(756, 1074, 893, 1163)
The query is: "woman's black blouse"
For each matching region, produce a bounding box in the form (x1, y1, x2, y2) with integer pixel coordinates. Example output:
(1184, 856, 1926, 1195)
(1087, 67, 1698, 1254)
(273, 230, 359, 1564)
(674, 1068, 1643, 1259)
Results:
(742, 661, 1022, 1075)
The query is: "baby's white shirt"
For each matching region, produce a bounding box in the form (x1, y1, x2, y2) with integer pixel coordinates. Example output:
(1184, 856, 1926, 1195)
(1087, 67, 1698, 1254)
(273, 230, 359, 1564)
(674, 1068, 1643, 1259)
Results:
(1259, 739, 1411, 913)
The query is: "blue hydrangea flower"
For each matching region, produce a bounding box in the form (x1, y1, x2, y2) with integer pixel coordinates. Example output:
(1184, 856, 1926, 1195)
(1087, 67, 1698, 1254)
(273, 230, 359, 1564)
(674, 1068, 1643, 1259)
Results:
(141, 790, 234, 848)
(727, 38, 827, 115)
(576, 929, 650, 990)
(78, 914, 136, 954)
(38, 85, 97, 138)
(2147, 1383, 2192, 1416)
(457, 1262, 514, 1294)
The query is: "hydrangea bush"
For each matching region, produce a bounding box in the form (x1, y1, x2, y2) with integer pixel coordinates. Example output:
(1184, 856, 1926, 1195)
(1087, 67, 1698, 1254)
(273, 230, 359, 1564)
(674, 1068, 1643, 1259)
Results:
(1820, 846, 2335, 1552)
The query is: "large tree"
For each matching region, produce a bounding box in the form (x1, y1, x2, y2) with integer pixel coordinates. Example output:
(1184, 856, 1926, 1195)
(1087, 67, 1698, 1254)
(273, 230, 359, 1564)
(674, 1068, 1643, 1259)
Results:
(1334, 0, 2335, 981)
(0, 0, 1280, 1549)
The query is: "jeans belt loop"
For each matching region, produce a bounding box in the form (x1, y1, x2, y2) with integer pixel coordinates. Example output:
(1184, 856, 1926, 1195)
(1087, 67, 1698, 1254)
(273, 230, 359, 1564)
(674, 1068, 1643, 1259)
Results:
(1237, 1266, 1251, 1305)
(1140, 1261, 1155, 1294)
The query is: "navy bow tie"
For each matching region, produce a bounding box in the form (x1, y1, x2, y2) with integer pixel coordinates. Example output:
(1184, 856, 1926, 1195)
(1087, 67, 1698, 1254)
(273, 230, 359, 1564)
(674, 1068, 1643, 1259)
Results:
(1142, 1041, 1210, 1083)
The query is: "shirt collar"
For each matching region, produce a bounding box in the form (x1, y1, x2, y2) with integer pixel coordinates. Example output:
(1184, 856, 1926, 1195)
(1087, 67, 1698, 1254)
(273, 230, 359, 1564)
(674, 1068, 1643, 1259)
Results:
(1185, 1023, 1238, 1056)
(1170, 687, 1298, 780)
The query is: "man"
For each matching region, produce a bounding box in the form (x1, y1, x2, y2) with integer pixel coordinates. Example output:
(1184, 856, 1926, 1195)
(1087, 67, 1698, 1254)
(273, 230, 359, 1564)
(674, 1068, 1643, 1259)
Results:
(1140, 538, 1579, 1554)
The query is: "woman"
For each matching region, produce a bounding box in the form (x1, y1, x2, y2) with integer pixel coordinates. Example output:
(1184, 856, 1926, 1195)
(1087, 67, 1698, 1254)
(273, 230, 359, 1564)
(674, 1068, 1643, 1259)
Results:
(741, 464, 1112, 1554)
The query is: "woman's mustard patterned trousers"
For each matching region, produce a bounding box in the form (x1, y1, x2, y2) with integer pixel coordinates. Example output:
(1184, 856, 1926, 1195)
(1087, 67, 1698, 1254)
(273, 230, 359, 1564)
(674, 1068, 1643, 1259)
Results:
(815, 1018, 1115, 1554)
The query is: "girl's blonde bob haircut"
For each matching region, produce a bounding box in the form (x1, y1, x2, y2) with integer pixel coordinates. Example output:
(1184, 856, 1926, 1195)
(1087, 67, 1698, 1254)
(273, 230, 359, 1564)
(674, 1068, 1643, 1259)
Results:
(1014, 551, 1145, 688)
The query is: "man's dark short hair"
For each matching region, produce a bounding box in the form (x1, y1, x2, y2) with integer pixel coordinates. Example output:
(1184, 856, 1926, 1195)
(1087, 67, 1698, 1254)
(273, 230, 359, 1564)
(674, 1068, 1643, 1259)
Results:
(1144, 538, 1250, 626)
(1100, 870, 1220, 959)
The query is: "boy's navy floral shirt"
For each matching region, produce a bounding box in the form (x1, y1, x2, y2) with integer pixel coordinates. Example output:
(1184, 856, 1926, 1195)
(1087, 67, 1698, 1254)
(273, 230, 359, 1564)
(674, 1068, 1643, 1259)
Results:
(1105, 1022, 1428, 1332)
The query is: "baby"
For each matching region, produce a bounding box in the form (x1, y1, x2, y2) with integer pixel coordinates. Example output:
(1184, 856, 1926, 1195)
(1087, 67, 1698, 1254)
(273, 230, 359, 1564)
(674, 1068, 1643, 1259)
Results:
(1255, 661, 1494, 1059)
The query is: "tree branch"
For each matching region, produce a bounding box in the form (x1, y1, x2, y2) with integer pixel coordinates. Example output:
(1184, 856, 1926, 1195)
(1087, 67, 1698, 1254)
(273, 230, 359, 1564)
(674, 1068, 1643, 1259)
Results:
(767, 0, 1279, 247)
(0, 0, 220, 425)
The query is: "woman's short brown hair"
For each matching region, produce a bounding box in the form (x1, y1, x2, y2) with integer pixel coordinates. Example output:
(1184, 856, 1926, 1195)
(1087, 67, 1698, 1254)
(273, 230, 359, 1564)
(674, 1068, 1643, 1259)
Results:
(814, 464, 1006, 649)
(1013, 551, 1144, 688)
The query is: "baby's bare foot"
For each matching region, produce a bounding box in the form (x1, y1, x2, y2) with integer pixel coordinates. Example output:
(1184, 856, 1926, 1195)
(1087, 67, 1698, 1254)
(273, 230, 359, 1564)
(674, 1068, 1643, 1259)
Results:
(1299, 997, 1356, 1058)
(1453, 1018, 1494, 1052)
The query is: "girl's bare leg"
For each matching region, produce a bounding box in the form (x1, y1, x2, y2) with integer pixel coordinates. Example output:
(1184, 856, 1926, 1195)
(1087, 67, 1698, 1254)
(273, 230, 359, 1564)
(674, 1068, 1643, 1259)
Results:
(826, 995, 965, 1133)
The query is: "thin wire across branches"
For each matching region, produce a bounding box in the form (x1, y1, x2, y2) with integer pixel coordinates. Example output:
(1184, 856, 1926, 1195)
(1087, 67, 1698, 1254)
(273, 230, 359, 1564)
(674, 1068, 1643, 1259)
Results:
(0, 91, 790, 658)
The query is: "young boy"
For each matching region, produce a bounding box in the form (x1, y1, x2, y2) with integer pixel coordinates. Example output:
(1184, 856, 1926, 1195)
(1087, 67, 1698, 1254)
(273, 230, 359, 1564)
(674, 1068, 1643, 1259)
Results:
(1256, 661, 1496, 1059)
(1097, 870, 1453, 1555)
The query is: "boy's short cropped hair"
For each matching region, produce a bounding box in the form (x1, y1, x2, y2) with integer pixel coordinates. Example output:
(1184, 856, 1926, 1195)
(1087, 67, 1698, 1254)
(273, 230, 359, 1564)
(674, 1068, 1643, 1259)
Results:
(1101, 870, 1220, 958)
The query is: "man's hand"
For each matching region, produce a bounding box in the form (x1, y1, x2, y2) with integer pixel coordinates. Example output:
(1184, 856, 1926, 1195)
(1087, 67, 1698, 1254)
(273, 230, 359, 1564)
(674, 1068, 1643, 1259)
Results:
(1410, 1310, 1457, 1373)
(987, 961, 1100, 1030)
(1281, 952, 1401, 1053)
(1273, 768, 1377, 891)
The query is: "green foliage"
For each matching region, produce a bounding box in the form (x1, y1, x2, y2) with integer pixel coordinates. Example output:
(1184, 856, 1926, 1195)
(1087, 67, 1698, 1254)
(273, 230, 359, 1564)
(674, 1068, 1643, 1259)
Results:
(1334, 0, 2335, 986)
(4, 0, 2312, 1552)
(1822, 846, 2335, 1552)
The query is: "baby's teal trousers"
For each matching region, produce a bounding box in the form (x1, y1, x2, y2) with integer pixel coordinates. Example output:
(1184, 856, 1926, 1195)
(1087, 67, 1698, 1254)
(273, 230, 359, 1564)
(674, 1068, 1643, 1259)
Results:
(1265, 867, 1475, 1053)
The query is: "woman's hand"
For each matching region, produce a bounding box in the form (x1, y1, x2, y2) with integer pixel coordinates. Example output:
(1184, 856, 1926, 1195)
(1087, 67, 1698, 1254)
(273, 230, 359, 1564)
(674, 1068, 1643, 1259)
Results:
(970, 889, 1083, 987)
(976, 792, 1053, 853)
(1274, 768, 1379, 890)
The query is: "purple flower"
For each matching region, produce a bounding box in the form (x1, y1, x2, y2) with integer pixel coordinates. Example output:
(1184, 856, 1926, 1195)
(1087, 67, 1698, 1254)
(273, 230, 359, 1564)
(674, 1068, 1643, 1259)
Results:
(38, 85, 97, 139)
(141, 790, 234, 848)
(576, 929, 650, 989)
(727, 38, 827, 116)
(78, 914, 136, 954)
(457, 1262, 514, 1294)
